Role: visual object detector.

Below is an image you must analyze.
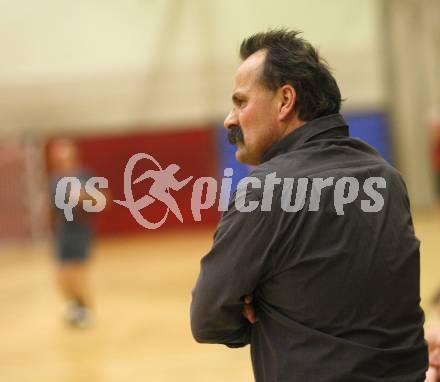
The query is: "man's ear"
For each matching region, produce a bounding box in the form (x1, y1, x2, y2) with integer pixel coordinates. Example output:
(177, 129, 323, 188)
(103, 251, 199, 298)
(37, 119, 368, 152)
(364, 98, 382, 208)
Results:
(278, 84, 296, 121)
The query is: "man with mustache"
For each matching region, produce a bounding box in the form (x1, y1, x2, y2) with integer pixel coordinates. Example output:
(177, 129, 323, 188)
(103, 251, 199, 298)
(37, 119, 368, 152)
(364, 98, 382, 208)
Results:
(190, 29, 428, 381)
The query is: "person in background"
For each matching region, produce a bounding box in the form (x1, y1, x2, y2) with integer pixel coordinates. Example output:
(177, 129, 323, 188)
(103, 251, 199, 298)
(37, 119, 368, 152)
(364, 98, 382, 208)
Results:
(426, 110, 440, 381)
(48, 138, 95, 328)
(428, 111, 440, 205)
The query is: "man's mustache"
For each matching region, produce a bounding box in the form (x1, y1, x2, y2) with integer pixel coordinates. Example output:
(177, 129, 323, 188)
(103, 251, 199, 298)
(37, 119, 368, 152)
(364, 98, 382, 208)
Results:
(227, 125, 244, 145)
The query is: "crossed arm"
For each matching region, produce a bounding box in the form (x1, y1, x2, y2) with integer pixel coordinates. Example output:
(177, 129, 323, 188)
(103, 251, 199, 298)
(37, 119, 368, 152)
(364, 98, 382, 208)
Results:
(190, 192, 274, 347)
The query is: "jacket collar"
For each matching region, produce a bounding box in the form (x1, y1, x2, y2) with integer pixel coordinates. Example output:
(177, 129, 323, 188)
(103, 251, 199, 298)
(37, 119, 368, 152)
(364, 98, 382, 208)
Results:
(261, 113, 349, 162)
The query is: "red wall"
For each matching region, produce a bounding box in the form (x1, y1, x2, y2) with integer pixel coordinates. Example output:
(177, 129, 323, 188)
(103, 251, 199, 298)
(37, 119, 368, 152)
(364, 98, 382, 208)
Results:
(73, 126, 220, 236)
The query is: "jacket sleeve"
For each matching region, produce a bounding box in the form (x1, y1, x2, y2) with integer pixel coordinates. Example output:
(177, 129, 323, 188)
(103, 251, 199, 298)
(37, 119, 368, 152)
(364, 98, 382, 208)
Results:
(190, 188, 276, 347)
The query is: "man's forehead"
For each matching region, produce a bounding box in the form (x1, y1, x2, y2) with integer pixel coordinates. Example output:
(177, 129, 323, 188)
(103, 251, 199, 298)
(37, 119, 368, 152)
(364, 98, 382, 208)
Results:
(233, 49, 266, 89)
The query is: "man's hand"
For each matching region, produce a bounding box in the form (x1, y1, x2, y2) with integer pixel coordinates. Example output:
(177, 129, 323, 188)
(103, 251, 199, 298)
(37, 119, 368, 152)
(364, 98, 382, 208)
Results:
(425, 329, 440, 382)
(242, 294, 258, 324)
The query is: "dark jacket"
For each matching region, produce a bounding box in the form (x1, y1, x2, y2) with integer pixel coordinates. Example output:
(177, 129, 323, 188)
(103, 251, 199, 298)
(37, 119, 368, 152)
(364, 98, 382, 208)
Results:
(190, 114, 428, 381)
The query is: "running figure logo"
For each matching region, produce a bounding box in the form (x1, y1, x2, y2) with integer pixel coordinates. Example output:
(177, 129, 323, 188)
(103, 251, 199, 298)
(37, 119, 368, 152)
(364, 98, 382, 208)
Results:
(115, 153, 193, 229)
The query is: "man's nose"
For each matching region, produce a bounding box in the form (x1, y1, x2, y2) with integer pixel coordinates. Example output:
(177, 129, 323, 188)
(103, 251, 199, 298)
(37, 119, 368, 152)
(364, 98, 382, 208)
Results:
(224, 110, 238, 130)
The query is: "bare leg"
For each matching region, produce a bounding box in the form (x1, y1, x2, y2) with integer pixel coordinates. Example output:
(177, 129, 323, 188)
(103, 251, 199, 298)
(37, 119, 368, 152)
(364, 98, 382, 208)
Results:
(57, 261, 93, 327)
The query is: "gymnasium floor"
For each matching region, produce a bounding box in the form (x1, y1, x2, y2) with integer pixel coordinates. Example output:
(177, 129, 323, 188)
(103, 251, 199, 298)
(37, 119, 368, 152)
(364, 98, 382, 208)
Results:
(0, 211, 439, 382)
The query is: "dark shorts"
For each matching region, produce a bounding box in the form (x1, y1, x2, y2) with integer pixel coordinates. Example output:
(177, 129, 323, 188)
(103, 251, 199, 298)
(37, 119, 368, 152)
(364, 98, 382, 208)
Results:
(55, 225, 92, 263)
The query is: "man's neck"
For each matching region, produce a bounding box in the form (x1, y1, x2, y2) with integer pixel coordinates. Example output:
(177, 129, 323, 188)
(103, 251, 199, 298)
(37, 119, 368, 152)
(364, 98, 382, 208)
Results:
(281, 117, 307, 140)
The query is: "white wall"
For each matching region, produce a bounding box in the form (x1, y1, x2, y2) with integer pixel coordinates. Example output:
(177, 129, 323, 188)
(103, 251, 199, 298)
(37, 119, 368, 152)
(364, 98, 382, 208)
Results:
(0, 0, 384, 134)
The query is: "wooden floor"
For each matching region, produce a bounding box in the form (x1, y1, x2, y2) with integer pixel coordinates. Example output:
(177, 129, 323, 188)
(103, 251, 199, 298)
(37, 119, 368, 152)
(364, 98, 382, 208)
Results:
(0, 211, 439, 382)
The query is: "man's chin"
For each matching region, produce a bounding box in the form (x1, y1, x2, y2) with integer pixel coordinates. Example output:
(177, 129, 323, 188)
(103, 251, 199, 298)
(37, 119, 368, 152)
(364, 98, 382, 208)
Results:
(234, 146, 246, 163)
(235, 146, 259, 166)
